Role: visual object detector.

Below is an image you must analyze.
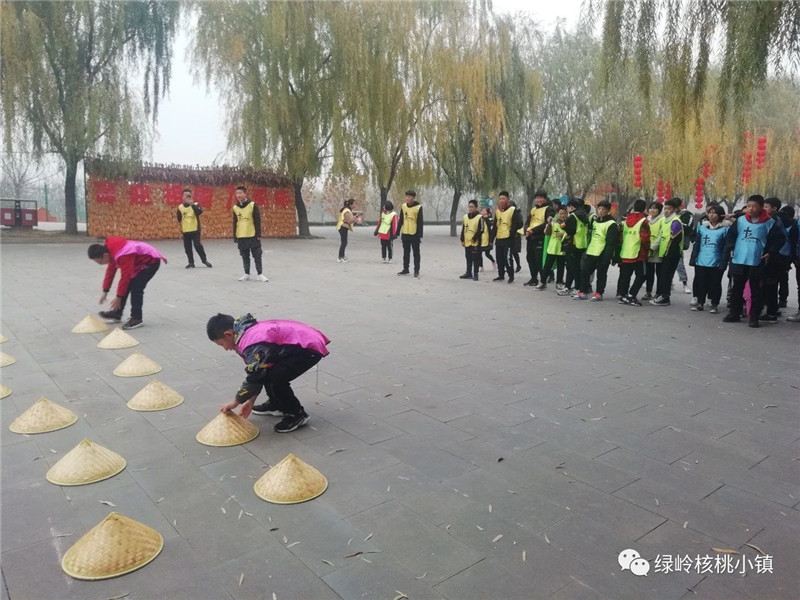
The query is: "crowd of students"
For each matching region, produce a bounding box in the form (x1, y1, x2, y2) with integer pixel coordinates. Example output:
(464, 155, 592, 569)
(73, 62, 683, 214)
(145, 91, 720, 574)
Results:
(459, 191, 799, 328)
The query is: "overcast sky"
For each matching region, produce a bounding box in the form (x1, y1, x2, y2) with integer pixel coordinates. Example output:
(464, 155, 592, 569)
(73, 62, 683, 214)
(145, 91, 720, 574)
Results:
(150, 0, 585, 167)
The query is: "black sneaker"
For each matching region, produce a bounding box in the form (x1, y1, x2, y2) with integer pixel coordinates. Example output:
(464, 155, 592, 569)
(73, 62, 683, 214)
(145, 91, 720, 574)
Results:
(523, 279, 536, 286)
(748, 320, 760, 328)
(627, 296, 643, 307)
(122, 318, 143, 330)
(473, 273, 479, 281)
(722, 314, 741, 323)
(459, 273, 472, 279)
(251, 401, 288, 416)
(186, 264, 195, 269)
(617, 296, 631, 305)
(759, 314, 778, 323)
(274, 411, 310, 433)
(534, 282, 547, 291)
(203, 261, 213, 268)
(507, 277, 514, 284)
(99, 310, 122, 322)
(515, 265, 522, 273)
(650, 297, 670, 306)
(492, 276, 505, 282)
(413, 271, 419, 278)
(397, 270, 410, 276)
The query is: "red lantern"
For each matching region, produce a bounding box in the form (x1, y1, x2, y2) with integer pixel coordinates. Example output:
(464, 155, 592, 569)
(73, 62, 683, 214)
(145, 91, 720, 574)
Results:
(633, 155, 643, 188)
(702, 161, 711, 179)
(665, 182, 672, 200)
(694, 178, 704, 206)
(755, 136, 767, 169)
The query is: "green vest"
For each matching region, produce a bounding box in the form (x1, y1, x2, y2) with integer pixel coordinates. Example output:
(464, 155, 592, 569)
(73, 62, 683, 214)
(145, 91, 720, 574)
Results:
(586, 219, 614, 257)
(463, 214, 481, 247)
(620, 218, 646, 259)
(233, 202, 256, 238)
(377, 211, 396, 235)
(648, 216, 663, 258)
(573, 215, 589, 250)
(178, 203, 198, 233)
(546, 221, 566, 255)
(659, 214, 683, 258)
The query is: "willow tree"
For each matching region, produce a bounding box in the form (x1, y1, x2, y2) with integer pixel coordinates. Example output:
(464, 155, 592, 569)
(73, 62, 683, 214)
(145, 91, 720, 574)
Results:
(424, 2, 509, 235)
(589, 0, 800, 127)
(193, 1, 340, 237)
(336, 1, 463, 208)
(1, 1, 178, 234)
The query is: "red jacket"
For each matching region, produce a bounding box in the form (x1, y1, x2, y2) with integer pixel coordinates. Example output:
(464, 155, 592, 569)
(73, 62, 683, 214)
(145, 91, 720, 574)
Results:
(102, 237, 165, 297)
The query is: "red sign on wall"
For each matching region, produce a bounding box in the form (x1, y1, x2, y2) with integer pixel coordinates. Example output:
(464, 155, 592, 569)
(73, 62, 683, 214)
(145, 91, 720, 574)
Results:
(129, 183, 151, 205)
(274, 188, 292, 208)
(251, 188, 269, 207)
(164, 184, 184, 206)
(193, 186, 213, 208)
(95, 180, 116, 204)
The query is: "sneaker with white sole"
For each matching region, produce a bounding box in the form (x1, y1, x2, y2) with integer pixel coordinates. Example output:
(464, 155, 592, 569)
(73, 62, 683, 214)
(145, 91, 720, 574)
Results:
(590, 293, 603, 302)
(238, 273, 251, 281)
(690, 304, 704, 311)
(256, 274, 269, 282)
(122, 318, 143, 330)
(557, 287, 572, 296)
(274, 411, 310, 433)
(709, 305, 719, 314)
(689, 297, 699, 307)
(642, 292, 653, 301)
(683, 284, 692, 294)
(251, 401, 288, 417)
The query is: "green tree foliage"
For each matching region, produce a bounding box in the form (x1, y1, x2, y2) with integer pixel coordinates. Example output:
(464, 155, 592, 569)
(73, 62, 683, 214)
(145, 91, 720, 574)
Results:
(193, 0, 341, 237)
(1, 1, 178, 234)
(588, 0, 800, 127)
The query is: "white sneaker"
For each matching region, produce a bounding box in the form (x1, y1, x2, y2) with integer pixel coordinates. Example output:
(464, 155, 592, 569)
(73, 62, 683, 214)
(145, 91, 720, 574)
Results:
(257, 274, 269, 282)
(238, 273, 251, 281)
(341, 256, 349, 263)
(689, 297, 699, 307)
(337, 258, 343, 263)
(387, 259, 392, 264)
(683, 284, 691, 294)
(383, 258, 387, 263)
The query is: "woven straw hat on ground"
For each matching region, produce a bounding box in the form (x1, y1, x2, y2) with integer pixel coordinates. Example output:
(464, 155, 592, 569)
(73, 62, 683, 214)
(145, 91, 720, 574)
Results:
(254, 453, 328, 504)
(0, 333, 7, 343)
(127, 380, 183, 411)
(46, 439, 127, 486)
(0, 384, 11, 399)
(1, 352, 16, 367)
(71, 314, 110, 334)
(113, 352, 162, 377)
(196, 413, 259, 447)
(97, 328, 139, 350)
(9, 397, 78, 434)
(61, 512, 163, 580)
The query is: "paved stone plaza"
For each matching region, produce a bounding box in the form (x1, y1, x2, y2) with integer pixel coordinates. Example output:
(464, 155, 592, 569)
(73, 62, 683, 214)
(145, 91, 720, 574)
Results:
(1, 226, 798, 600)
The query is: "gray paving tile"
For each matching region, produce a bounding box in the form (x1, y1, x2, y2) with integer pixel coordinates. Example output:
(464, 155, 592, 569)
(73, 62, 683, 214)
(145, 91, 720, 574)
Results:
(384, 409, 475, 445)
(435, 557, 540, 600)
(374, 434, 476, 480)
(322, 552, 440, 600)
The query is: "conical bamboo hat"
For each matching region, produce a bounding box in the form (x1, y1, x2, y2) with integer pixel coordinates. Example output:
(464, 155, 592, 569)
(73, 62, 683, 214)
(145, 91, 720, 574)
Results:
(113, 352, 162, 377)
(196, 413, 259, 447)
(0, 333, 7, 343)
(0, 383, 11, 399)
(9, 397, 78, 434)
(0, 352, 16, 367)
(97, 328, 139, 350)
(127, 380, 183, 411)
(61, 512, 163, 580)
(254, 453, 328, 504)
(72, 314, 110, 334)
(46, 439, 127, 486)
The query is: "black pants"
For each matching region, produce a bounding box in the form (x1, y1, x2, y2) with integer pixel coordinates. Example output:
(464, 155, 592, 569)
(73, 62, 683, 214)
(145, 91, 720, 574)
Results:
(564, 248, 583, 289)
(645, 261, 658, 294)
(495, 239, 512, 278)
(616, 262, 646, 298)
(693, 266, 724, 306)
(729, 266, 765, 322)
(656, 255, 680, 300)
(401, 235, 421, 273)
(542, 254, 565, 284)
(778, 265, 790, 306)
(263, 350, 323, 416)
(238, 238, 263, 274)
(581, 254, 610, 295)
(526, 237, 546, 283)
(482, 246, 495, 267)
(380, 238, 393, 260)
(338, 228, 349, 259)
(464, 246, 480, 276)
(118, 261, 160, 321)
(182, 231, 207, 265)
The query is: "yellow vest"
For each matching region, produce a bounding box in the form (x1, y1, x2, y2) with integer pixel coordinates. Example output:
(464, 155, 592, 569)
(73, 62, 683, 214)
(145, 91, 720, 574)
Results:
(337, 208, 353, 231)
(586, 219, 615, 257)
(401, 203, 421, 235)
(620, 218, 645, 259)
(481, 218, 491, 246)
(659, 214, 683, 258)
(495, 206, 515, 239)
(527, 205, 548, 233)
(178, 204, 198, 233)
(546, 221, 566, 255)
(378, 211, 396, 235)
(233, 202, 256, 238)
(462, 214, 481, 247)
